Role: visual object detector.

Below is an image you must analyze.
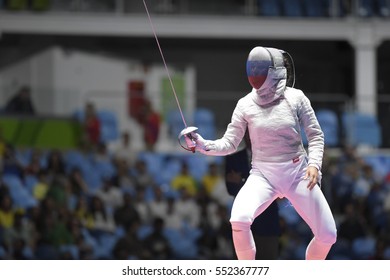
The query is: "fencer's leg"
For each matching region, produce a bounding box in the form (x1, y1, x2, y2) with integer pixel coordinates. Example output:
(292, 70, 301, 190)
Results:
(229, 174, 277, 260)
(231, 221, 256, 260)
(287, 180, 337, 260)
(305, 237, 333, 260)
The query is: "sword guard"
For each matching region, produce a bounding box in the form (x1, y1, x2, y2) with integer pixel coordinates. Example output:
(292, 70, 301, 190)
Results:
(178, 126, 198, 153)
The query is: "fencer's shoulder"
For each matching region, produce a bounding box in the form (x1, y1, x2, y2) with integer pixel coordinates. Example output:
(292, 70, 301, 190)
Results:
(236, 92, 253, 106)
(284, 87, 305, 98)
(284, 87, 308, 103)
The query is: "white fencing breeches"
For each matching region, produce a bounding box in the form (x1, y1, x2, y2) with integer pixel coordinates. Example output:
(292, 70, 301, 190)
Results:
(230, 156, 337, 260)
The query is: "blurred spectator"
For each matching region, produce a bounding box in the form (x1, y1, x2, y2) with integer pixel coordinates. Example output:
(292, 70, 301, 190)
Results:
(214, 204, 235, 260)
(32, 170, 50, 202)
(196, 188, 220, 259)
(46, 176, 71, 209)
(24, 149, 43, 176)
(68, 168, 88, 198)
(0, 195, 15, 230)
(69, 217, 93, 260)
(4, 86, 35, 115)
(89, 196, 116, 235)
(41, 207, 73, 248)
(111, 158, 136, 194)
(113, 192, 140, 228)
(3, 212, 37, 251)
(143, 217, 172, 260)
(171, 161, 198, 197)
(365, 182, 387, 233)
(74, 196, 94, 229)
(113, 131, 137, 167)
(1, 144, 24, 178)
(174, 188, 200, 229)
(338, 201, 369, 243)
(133, 188, 151, 224)
(112, 218, 149, 259)
(331, 162, 358, 212)
(82, 102, 101, 151)
(163, 196, 183, 230)
(46, 149, 66, 177)
(149, 188, 169, 223)
(95, 178, 123, 209)
(139, 100, 160, 151)
(132, 159, 156, 191)
(201, 162, 223, 196)
(353, 164, 377, 200)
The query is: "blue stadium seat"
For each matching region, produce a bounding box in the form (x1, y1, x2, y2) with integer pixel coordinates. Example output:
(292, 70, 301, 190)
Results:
(358, 0, 375, 17)
(98, 110, 119, 142)
(166, 110, 189, 140)
(24, 175, 38, 194)
(362, 155, 389, 180)
(378, 0, 390, 16)
(352, 236, 376, 259)
(315, 109, 339, 147)
(342, 112, 382, 148)
(281, 0, 304, 17)
(2, 174, 38, 209)
(303, 0, 327, 17)
(59, 245, 80, 260)
(194, 107, 215, 125)
(258, 0, 282, 16)
(185, 154, 209, 181)
(158, 158, 182, 185)
(72, 109, 85, 122)
(136, 152, 166, 179)
(194, 108, 216, 139)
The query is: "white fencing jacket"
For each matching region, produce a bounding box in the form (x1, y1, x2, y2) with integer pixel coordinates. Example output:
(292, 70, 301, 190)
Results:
(199, 87, 324, 171)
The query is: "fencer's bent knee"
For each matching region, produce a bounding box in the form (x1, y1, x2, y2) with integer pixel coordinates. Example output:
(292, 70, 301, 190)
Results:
(318, 226, 337, 245)
(230, 220, 251, 232)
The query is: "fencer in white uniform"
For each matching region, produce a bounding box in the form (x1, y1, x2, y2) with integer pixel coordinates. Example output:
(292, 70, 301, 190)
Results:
(188, 46, 337, 260)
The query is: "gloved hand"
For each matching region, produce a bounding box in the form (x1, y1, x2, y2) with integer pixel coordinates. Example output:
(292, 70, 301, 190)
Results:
(183, 134, 197, 153)
(190, 132, 211, 153)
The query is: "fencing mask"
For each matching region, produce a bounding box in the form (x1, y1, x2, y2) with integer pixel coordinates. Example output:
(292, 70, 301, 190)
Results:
(246, 46, 295, 105)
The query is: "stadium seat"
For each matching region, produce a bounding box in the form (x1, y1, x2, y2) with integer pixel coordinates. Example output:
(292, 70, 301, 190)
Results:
(358, 0, 375, 17)
(185, 153, 209, 181)
(24, 174, 38, 194)
(98, 110, 119, 142)
(72, 110, 85, 122)
(342, 112, 382, 148)
(315, 109, 339, 147)
(2, 174, 37, 209)
(378, 0, 390, 16)
(136, 151, 166, 179)
(166, 110, 189, 140)
(352, 236, 376, 259)
(194, 108, 216, 139)
(158, 158, 182, 185)
(281, 0, 304, 17)
(258, 0, 282, 16)
(194, 107, 215, 125)
(303, 0, 327, 17)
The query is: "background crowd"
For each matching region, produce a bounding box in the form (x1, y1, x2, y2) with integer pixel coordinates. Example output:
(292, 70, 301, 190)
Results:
(1, 103, 390, 260)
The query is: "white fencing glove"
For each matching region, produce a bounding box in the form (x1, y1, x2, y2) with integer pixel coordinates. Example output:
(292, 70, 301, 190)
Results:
(190, 132, 213, 154)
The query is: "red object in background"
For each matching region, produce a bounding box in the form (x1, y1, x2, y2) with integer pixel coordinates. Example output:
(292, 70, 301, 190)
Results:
(143, 109, 160, 148)
(128, 81, 146, 122)
(86, 116, 101, 145)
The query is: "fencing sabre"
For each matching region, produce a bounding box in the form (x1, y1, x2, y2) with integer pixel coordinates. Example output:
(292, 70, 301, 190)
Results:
(142, 0, 198, 152)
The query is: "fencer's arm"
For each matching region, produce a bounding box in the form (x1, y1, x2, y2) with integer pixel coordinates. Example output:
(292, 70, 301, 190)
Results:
(193, 103, 247, 156)
(298, 94, 324, 170)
